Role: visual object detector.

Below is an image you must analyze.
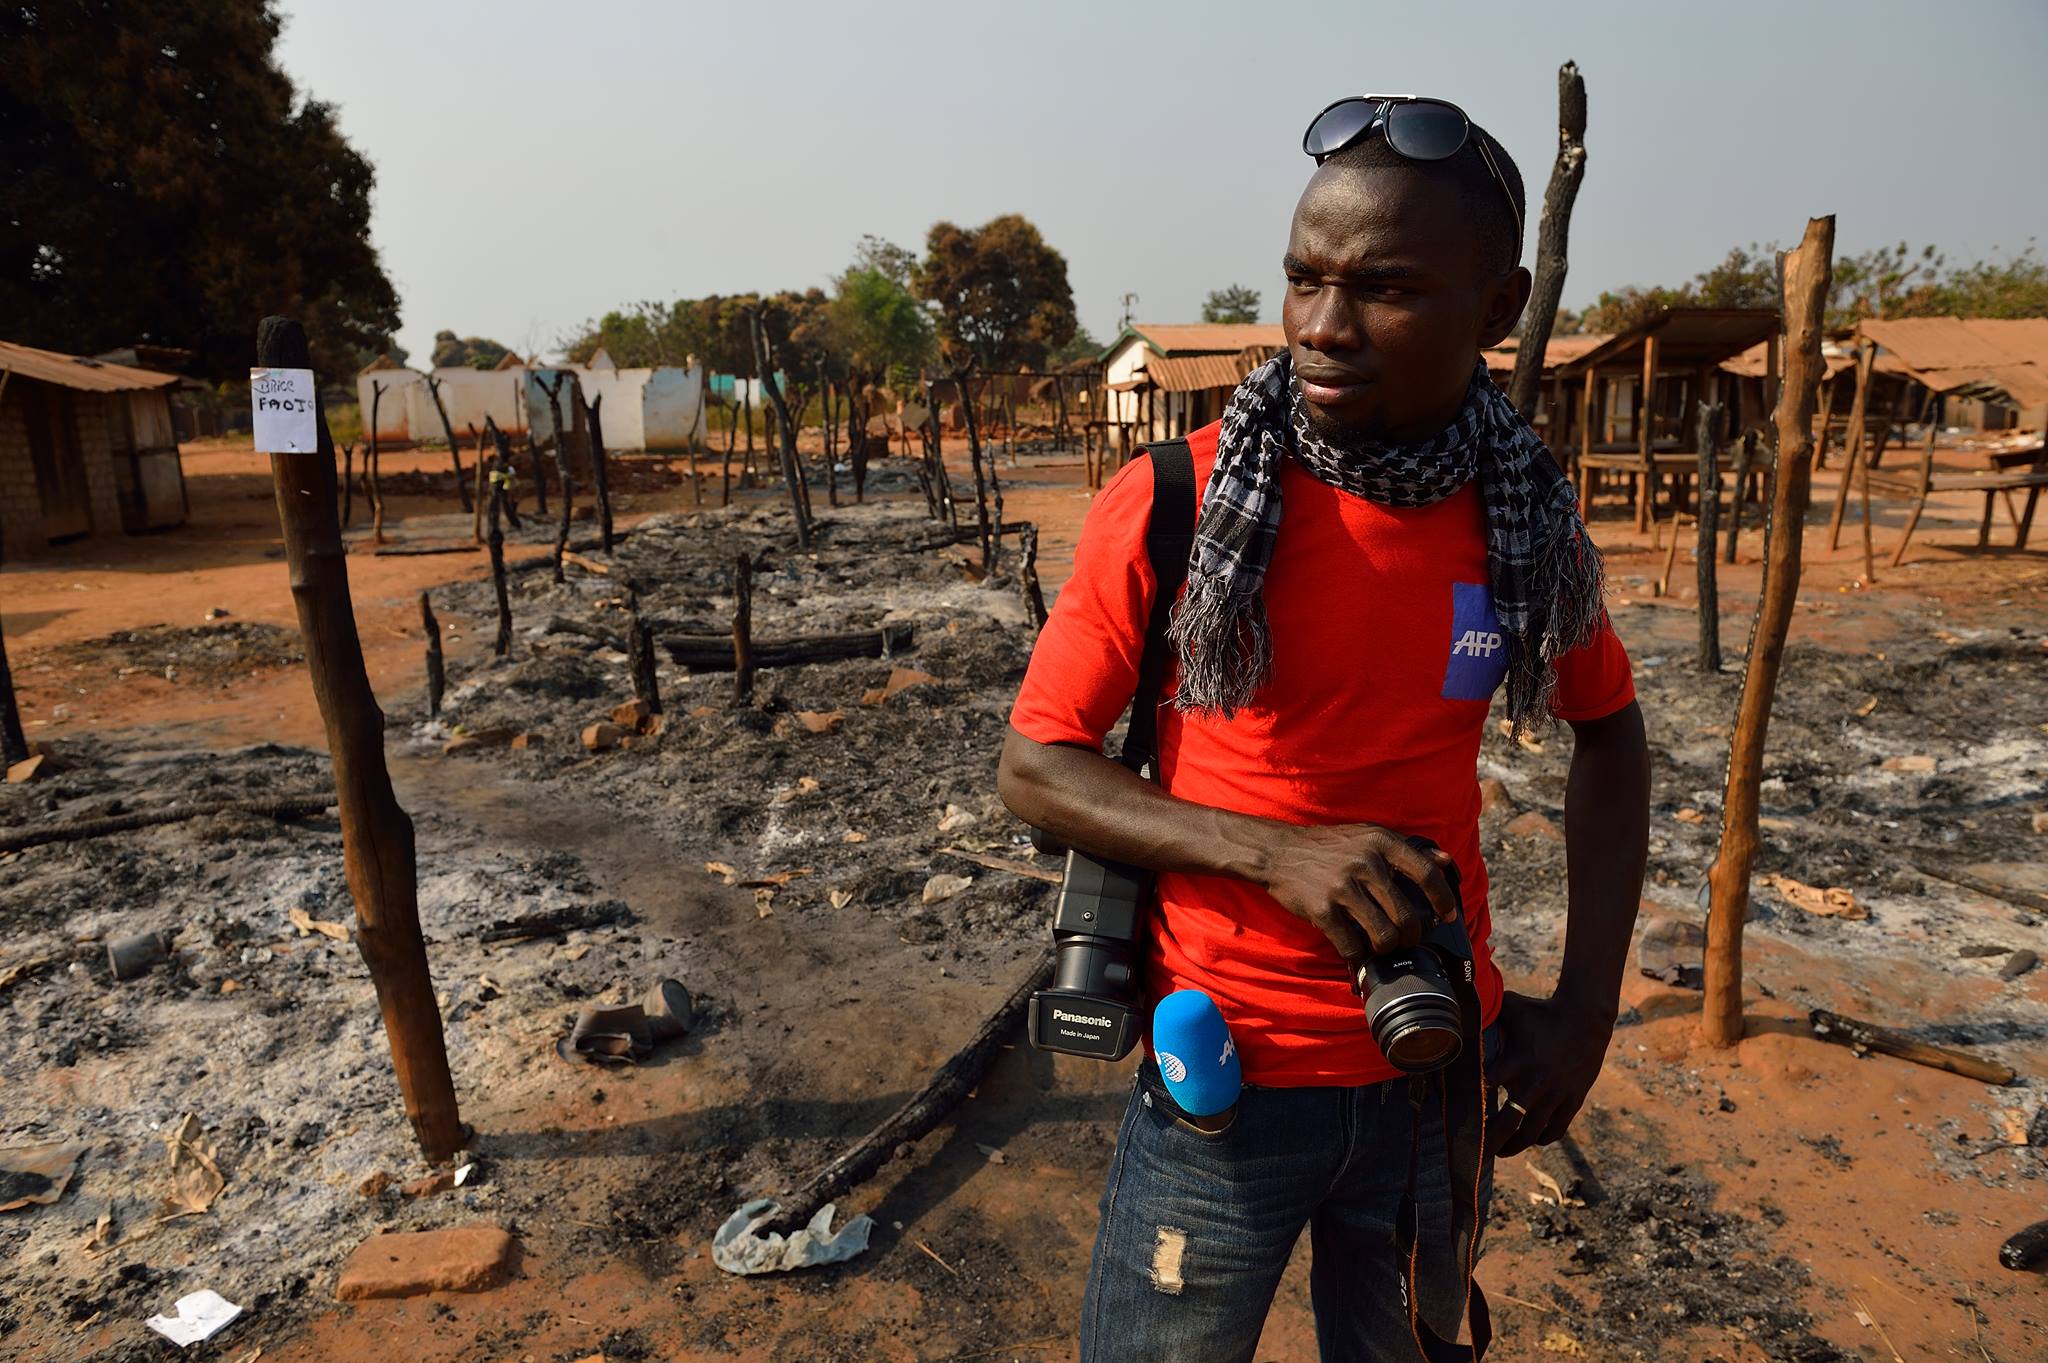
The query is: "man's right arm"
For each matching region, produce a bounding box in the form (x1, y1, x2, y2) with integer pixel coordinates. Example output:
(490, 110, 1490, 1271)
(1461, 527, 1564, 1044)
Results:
(997, 729, 1457, 968)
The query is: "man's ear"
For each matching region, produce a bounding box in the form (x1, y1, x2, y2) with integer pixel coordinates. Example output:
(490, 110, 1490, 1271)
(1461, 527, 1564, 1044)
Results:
(1478, 266, 1534, 349)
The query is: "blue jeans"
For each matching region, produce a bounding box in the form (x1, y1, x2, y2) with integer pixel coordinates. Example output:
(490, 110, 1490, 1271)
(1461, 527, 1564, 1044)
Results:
(1079, 1027, 1499, 1363)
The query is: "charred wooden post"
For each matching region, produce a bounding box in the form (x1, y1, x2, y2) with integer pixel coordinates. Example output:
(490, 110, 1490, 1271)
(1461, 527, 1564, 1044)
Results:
(669, 621, 915, 671)
(956, 367, 995, 570)
(425, 374, 473, 512)
(749, 311, 813, 548)
(760, 948, 1052, 1237)
(1703, 216, 1834, 1048)
(1694, 401, 1723, 671)
(732, 553, 754, 704)
(585, 392, 615, 553)
(923, 377, 957, 527)
(470, 423, 490, 543)
(538, 373, 574, 583)
(0, 522, 26, 768)
(420, 591, 445, 718)
(627, 590, 661, 715)
(1826, 345, 1876, 551)
(254, 316, 464, 1161)
(367, 381, 389, 545)
(1509, 61, 1589, 420)
(1018, 523, 1049, 630)
(1808, 1008, 2016, 1085)
(486, 458, 512, 658)
(721, 397, 738, 507)
(526, 426, 549, 518)
(1723, 429, 1757, 564)
(483, 416, 523, 531)
(821, 365, 842, 509)
(339, 441, 355, 528)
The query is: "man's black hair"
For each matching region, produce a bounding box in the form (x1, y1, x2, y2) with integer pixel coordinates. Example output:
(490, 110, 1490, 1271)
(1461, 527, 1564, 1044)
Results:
(1321, 125, 1526, 278)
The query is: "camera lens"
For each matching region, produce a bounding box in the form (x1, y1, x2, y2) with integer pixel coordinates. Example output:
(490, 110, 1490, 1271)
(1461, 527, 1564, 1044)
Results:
(1362, 953, 1464, 1074)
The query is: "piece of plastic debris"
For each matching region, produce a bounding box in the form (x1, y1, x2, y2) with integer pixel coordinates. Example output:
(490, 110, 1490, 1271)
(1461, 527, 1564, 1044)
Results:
(711, 1198, 873, 1275)
(145, 1289, 243, 1346)
(0, 1141, 88, 1212)
(454, 1163, 475, 1187)
(158, 1114, 224, 1219)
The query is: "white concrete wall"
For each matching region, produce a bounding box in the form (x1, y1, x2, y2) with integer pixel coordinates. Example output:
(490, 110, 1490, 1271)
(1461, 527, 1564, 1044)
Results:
(640, 364, 706, 449)
(356, 368, 426, 441)
(408, 367, 530, 440)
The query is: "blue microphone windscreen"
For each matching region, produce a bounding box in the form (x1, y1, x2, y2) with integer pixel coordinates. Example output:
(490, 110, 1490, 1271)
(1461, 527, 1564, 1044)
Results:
(1152, 990, 1242, 1117)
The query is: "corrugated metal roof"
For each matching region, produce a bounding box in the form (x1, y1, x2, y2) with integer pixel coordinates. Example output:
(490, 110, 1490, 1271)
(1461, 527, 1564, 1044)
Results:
(1559, 309, 1780, 374)
(1129, 322, 1287, 355)
(1856, 316, 2048, 406)
(1143, 353, 1250, 392)
(1482, 332, 1614, 374)
(0, 340, 180, 394)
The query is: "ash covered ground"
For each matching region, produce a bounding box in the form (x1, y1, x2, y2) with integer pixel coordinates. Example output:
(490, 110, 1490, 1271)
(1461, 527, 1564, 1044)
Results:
(1, 488, 2043, 1361)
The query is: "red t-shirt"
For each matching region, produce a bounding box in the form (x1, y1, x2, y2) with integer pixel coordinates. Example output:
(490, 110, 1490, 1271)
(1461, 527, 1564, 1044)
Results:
(1009, 420, 1635, 1087)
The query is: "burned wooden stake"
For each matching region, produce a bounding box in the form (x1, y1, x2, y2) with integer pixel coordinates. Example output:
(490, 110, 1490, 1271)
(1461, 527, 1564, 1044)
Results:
(721, 398, 738, 507)
(367, 380, 389, 546)
(1723, 429, 1757, 564)
(627, 590, 661, 715)
(486, 456, 512, 658)
(1509, 61, 1589, 421)
(1695, 401, 1723, 672)
(254, 315, 464, 1162)
(339, 441, 355, 527)
(1808, 1008, 2016, 1086)
(0, 520, 26, 768)
(470, 424, 490, 543)
(749, 311, 813, 548)
(585, 392, 615, 553)
(1018, 523, 1049, 630)
(760, 947, 1052, 1237)
(538, 373, 575, 583)
(526, 426, 549, 517)
(420, 591, 445, 718)
(1703, 217, 1834, 1048)
(956, 367, 995, 570)
(425, 374, 473, 512)
(732, 553, 754, 704)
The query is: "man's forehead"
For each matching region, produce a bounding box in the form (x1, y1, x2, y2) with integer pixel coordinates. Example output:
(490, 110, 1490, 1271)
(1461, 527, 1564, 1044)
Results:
(1289, 167, 1471, 271)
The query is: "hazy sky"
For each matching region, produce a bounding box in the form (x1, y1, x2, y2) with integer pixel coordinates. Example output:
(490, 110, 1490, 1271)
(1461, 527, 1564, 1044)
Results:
(274, 0, 2048, 367)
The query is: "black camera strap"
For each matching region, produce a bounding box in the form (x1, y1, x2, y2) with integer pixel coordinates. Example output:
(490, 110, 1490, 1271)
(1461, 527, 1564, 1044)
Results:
(1117, 438, 1195, 778)
(1394, 973, 1493, 1361)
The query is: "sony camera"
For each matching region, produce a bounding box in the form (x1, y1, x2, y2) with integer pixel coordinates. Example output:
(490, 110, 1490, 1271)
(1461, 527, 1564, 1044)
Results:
(1355, 839, 1475, 1074)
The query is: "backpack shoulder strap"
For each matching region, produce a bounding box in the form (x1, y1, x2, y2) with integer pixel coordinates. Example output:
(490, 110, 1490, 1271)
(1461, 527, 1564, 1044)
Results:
(1118, 439, 1195, 776)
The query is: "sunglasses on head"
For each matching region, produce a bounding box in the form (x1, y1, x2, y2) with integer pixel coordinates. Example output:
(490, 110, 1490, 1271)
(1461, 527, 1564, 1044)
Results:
(1302, 95, 1523, 266)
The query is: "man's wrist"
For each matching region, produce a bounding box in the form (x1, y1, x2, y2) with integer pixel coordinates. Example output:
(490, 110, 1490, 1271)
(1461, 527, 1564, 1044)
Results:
(1546, 976, 1623, 1031)
(1215, 810, 1299, 889)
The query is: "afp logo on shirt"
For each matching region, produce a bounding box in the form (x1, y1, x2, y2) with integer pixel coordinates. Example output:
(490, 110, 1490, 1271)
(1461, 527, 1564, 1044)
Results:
(1441, 582, 1511, 701)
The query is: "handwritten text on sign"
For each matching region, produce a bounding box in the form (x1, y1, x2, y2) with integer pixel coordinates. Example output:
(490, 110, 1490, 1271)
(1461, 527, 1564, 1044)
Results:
(249, 367, 318, 453)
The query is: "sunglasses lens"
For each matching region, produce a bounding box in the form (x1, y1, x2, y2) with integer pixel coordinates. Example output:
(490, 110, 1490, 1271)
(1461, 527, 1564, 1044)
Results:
(1383, 101, 1469, 160)
(1304, 99, 1379, 159)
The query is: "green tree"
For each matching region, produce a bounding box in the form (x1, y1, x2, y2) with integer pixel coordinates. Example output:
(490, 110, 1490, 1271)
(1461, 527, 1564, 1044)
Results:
(1906, 246, 2048, 319)
(1, 1, 400, 383)
(830, 249, 935, 377)
(1202, 284, 1262, 324)
(1051, 324, 1103, 365)
(431, 330, 514, 369)
(913, 214, 1077, 371)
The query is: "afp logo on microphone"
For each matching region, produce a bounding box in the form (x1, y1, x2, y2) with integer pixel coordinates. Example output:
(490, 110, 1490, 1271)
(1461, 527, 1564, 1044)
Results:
(1441, 582, 1510, 702)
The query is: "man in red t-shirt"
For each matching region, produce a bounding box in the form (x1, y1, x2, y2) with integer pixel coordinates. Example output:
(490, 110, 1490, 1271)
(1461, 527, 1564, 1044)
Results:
(1000, 101, 1648, 1361)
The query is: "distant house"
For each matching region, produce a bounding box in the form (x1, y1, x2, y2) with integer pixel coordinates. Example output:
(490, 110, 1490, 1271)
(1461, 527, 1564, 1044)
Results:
(1099, 322, 1286, 442)
(354, 351, 708, 452)
(0, 340, 187, 554)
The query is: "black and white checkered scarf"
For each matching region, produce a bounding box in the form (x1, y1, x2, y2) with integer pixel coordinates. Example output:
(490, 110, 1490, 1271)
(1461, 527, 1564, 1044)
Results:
(1167, 352, 1606, 734)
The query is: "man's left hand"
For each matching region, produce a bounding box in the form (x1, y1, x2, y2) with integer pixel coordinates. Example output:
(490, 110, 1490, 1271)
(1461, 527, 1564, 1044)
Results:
(1488, 990, 1615, 1157)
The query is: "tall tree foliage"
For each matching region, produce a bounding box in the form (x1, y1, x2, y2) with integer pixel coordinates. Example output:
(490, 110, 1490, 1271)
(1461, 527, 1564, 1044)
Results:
(830, 237, 934, 378)
(430, 331, 513, 369)
(914, 215, 1076, 371)
(1, 1, 400, 382)
(1202, 284, 1262, 324)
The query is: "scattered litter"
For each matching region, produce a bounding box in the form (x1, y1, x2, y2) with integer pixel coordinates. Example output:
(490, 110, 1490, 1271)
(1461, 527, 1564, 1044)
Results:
(286, 907, 349, 942)
(86, 1207, 116, 1254)
(861, 666, 939, 706)
(841, 830, 868, 844)
(6, 753, 46, 784)
(144, 1289, 242, 1347)
(936, 804, 979, 833)
(795, 709, 845, 734)
(711, 1198, 873, 1274)
(2000, 949, 2037, 980)
(0, 1141, 88, 1212)
(975, 1143, 1007, 1164)
(454, 1162, 476, 1187)
(0, 955, 52, 994)
(559, 1003, 654, 1065)
(159, 1114, 225, 1220)
(107, 930, 174, 981)
(828, 889, 855, 909)
(755, 889, 776, 917)
(1854, 696, 1879, 717)
(1761, 874, 1865, 920)
(704, 861, 738, 883)
(922, 873, 974, 904)
(1539, 1330, 1584, 1355)
(1673, 807, 1705, 824)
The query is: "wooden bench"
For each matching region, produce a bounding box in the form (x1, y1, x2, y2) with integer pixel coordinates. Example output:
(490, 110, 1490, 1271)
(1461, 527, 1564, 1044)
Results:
(1862, 428, 2048, 566)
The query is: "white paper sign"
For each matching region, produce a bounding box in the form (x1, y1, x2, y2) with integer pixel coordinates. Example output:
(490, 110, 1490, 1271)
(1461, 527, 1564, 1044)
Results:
(250, 367, 318, 452)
